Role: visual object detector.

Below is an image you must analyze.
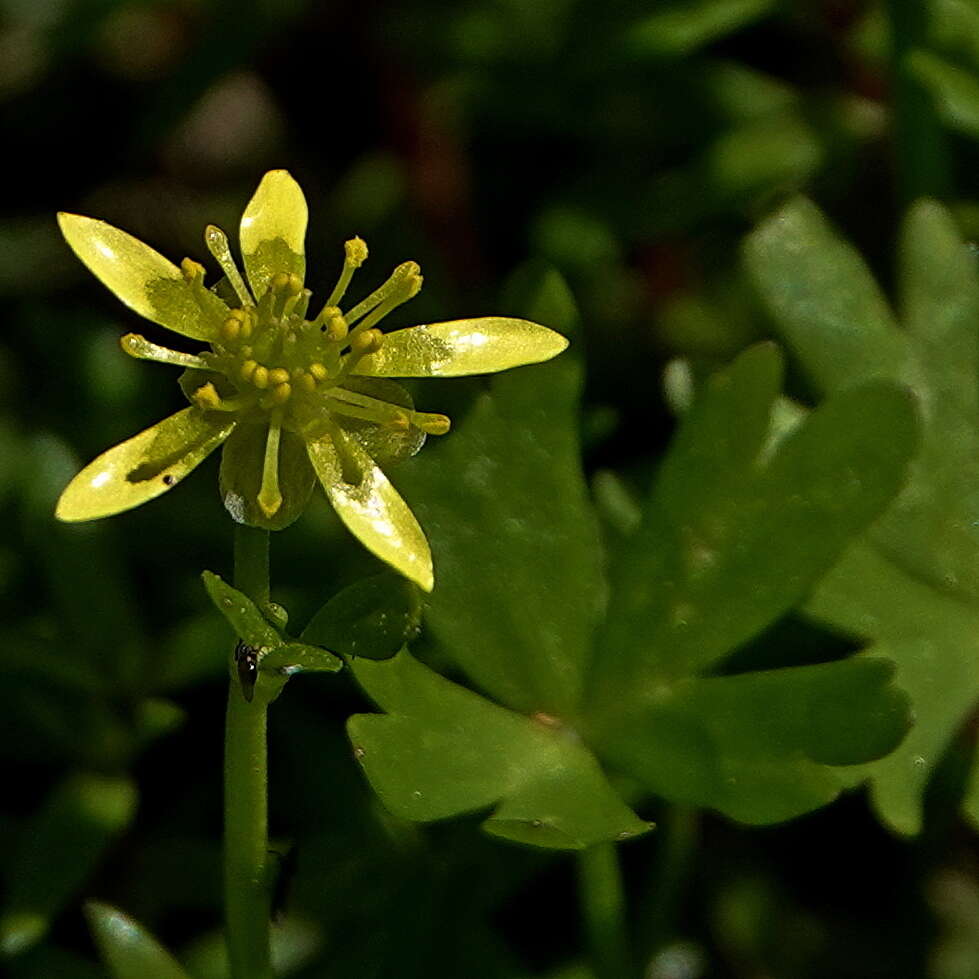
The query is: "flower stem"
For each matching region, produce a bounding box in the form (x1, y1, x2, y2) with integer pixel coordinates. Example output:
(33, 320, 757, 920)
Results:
(224, 525, 272, 979)
(577, 843, 631, 979)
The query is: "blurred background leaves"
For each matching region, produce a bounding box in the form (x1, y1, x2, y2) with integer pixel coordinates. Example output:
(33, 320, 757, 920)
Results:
(4, 0, 979, 977)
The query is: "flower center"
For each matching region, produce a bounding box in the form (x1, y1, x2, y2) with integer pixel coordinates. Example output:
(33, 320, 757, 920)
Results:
(120, 234, 450, 517)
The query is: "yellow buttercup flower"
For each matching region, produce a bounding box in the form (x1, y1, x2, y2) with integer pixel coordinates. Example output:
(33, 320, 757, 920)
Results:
(56, 170, 567, 591)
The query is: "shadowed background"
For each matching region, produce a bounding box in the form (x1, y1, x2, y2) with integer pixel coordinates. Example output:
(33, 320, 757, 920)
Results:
(1, 1, 978, 977)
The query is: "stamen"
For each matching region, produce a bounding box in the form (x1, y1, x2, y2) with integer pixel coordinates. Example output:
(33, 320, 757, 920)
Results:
(252, 365, 270, 390)
(317, 306, 348, 341)
(268, 367, 290, 386)
(283, 274, 304, 316)
(325, 386, 451, 435)
(257, 415, 283, 518)
(120, 333, 210, 369)
(268, 382, 292, 405)
(343, 261, 421, 326)
(269, 272, 301, 319)
(181, 258, 206, 283)
(324, 393, 411, 429)
(190, 382, 251, 413)
(292, 288, 312, 320)
(333, 329, 383, 383)
(346, 270, 422, 341)
(192, 382, 221, 410)
(221, 309, 247, 343)
(412, 412, 451, 435)
(325, 237, 368, 309)
(204, 225, 254, 307)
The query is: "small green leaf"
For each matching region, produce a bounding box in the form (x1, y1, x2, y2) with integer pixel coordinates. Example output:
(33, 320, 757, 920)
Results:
(202, 572, 341, 699)
(301, 572, 422, 661)
(219, 422, 316, 530)
(597, 657, 910, 824)
(306, 428, 434, 592)
(354, 317, 568, 377)
(85, 902, 191, 979)
(0, 776, 137, 956)
(348, 651, 649, 849)
(57, 213, 227, 340)
(260, 642, 343, 674)
(55, 408, 235, 522)
(239, 169, 307, 300)
(744, 197, 908, 393)
(201, 571, 280, 649)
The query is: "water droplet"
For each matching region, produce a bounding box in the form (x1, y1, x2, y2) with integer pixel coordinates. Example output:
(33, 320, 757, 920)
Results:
(411, 790, 422, 799)
(912, 755, 926, 768)
(531, 819, 543, 828)
(353, 746, 365, 760)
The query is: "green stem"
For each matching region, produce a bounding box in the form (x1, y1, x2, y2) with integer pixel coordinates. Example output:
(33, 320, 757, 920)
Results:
(886, 0, 950, 204)
(224, 525, 272, 979)
(638, 805, 698, 963)
(577, 843, 631, 979)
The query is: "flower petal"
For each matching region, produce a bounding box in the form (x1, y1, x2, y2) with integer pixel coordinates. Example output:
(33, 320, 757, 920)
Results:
(306, 429, 433, 592)
(354, 317, 569, 377)
(56, 408, 235, 522)
(57, 213, 227, 340)
(239, 170, 307, 300)
(219, 422, 316, 531)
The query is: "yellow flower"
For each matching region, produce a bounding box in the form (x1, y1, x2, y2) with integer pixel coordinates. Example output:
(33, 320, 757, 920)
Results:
(55, 170, 567, 591)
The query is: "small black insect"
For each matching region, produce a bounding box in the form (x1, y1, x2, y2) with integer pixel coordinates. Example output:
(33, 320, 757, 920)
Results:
(234, 638, 260, 702)
(162, 474, 175, 486)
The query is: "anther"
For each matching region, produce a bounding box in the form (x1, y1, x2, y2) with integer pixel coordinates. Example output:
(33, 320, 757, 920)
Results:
(297, 371, 316, 393)
(324, 237, 369, 309)
(221, 317, 242, 343)
(204, 225, 254, 307)
(345, 237, 368, 267)
(190, 382, 249, 413)
(268, 367, 290, 385)
(351, 328, 383, 355)
(269, 382, 292, 405)
(252, 365, 270, 389)
(319, 307, 348, 341)
(344, 261, 421, 326)
(309, 363, 329, 382)
(240, 359, 259, 382)
(180, 258, 206, 283)
(192, 382, 222, 411)
(413, 412, 451, 436)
